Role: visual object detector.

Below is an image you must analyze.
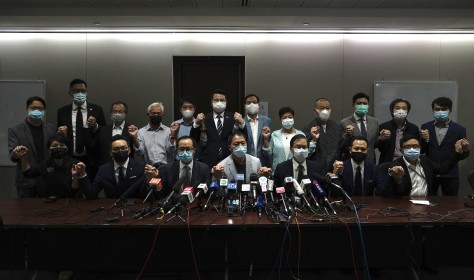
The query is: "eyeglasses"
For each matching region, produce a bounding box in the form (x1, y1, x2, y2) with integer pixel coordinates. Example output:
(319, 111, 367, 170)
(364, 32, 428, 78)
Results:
(402, 144, 420, 149)
(111, 146, 129, 152)
(28, 106, 45, 111)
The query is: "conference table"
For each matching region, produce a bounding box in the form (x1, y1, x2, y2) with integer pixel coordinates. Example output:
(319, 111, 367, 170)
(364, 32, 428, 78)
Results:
(1, 196, 474, 277)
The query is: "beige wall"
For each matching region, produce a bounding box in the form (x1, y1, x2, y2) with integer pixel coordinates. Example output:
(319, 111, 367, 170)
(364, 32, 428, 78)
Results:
(1, 33, 473, 197)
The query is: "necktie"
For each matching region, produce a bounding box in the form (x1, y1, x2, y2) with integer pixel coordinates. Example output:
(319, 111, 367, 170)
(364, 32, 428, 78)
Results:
(354, 165, 362, 195)
(118, 166, 126, 192)
(297, 164, 304, 183)
(76, 107, 84, 153)
(359, 118, 367, 139)
(216, 115, 224, 160)
(182, 165, 191, 188)
(216, 115, 223, 137)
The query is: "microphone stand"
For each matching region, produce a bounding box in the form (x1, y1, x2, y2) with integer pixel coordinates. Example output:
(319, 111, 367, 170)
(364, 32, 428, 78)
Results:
(165, 204, 186, 223)
(326, 179, 355, 213)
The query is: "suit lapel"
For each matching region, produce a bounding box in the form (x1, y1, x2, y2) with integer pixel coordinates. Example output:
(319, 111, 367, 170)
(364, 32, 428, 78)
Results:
(428, 123, 440, 148)
(22, 121, 39, 161)
(349, 115, 362, 136)
(245, 155, 253, 179)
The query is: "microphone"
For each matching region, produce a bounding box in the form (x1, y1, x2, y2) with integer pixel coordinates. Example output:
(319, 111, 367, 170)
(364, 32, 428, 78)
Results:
(301, 176, 321, 210)
(256, 195, 264, 218)
(159, 175, 187, 210)
(111, 176, 146, 208)
(192, 183, 208, 202)
(166, 195, 189, 215)
(276, 186, 290, 217)
(143, 178, 162, 203)
(250, 173, 259, 200)
(240, 183, 250, 213)
(292, 178, 312, 210)
(267, 174, 275, 202)
(203, 180, 219, 211)
(312, 180, 337, 215)
(258, 176, 269, 204)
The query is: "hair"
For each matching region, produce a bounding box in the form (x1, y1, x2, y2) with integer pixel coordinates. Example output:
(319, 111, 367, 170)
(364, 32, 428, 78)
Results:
(290, 134, 307, 147)
(110, 134, 128, 149)
(26, 96, 46, 109)
(244, 94, 260, 103)
(432, 97, 453, 110)
(176, 135, 196, 148)
(389, 98, 411, 113)
(313, 97, 330, 106)
(110, 101, 128, 113)
(147, 102, 164, 113)
(352, 92, 370, 104)
(211, 89, 226, 99)
(278, 106, 295, 119)
(350, 136, 368, 147)
(47, 133, 67, 148)
(69, 78, 87, 89)
(399, 134, 420, 148)
(228, 131, 247, 145)
(179, 96, 196, 108)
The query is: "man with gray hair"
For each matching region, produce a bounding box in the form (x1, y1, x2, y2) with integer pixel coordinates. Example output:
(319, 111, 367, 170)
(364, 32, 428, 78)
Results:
(128, 102, 179, 167)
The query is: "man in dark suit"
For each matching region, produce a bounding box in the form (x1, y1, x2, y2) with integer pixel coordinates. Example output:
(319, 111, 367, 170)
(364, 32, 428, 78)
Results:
(158, 136, 211, 197)
(243, 94, 272, 167)
(8, 96, 56, 197)
(420, 97, 470, 195)
(378, 98, 419, 165)
(380, 134, 470, 197)
(303, 97, 347, 171)
(78, 135, 158, 199)
(340, 92, 379, 164)
(332, 136, 382, 196)
(57, 78, 106, 181)
(273, 134, 327, 192)
(190, 89, 247, 167)
(87, 101, 134, 165)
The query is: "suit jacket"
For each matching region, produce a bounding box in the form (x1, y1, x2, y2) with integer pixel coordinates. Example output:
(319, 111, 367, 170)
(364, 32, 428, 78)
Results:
(263, 128, 307, 172)
(379, 154, 463, 196)
(216, 154, 262, 183)
(420, 120, 469, 178)
(190, 111, 247, 167)
(87, 122, 134, 165)
(8, 120, 56, 196)
(244, 114, 272, 167)
(273, 159, 327, 194)
(378, 119, 419, 165)
(57, 102, 106, 169)
(339, 159, 381, 196)
(339, 114, 379, 164)
(303, 118, 345, 171)
(80, 157, 147, 199)
(158, 160, 211, 197)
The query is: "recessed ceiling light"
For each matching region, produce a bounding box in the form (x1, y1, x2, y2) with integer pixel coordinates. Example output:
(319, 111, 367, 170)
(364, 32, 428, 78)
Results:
(303, 23, 309, 26)
(93, 21, 101, 26)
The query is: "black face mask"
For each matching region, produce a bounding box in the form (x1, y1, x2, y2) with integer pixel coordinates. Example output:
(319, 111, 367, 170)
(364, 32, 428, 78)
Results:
(350, 151, 367, 163)
(149, 116, 162, 126)
(50, 147, 67, 159)
(112, 151, 129, 162)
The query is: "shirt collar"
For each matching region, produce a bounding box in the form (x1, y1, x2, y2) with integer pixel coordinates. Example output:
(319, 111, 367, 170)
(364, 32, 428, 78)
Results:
(180, 160, 194, 170)
(292, 158, 307, 170)
(146, 123, 163, 131)
(434, 119, 451, 127)
(113, 121, 125, 129)
(402, 156, 420, 168)
(114, 157, 129, 170)
(353, 112, 366, 121)
(247, 114, 259, 122)
(72, 101, 87, 110)
(175, 117, 195, 126)
(213, 112, 224, 119)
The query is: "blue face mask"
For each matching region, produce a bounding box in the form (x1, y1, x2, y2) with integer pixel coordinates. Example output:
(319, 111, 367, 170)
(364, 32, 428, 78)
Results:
(28, 110, 44, 120)
(232, 145, 247, 158)
(404, 148, 420, 161)
(177, 150, 193, 164)
(434, 110, 449, 122)
(73, 92, 87, 105)
(293, 148, 309, 162)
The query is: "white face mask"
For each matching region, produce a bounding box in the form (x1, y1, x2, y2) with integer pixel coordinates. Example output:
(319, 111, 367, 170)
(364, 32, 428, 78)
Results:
(393, 109, 408, 120)
(245, 103, 259, 115)
(212, 101, 226, 113)
(281, 118, 294, 130)
(316, 109, 331, 121)
(181, 109, 195, 119)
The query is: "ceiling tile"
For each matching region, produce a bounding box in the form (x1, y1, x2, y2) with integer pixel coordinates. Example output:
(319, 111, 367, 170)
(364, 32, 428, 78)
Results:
(113, 0, 145, 7)
(301, 0, 332, 7)
(88, 0, 118, 7)
(196, 0, 223, 7)
(141, 0, 170, 7)
(168, 0, 196, 7)
(327, 0, 360, 8)
(276, 0, 305, 7)
(352, 0, 388, 8)
(248, 0, 278, 7)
